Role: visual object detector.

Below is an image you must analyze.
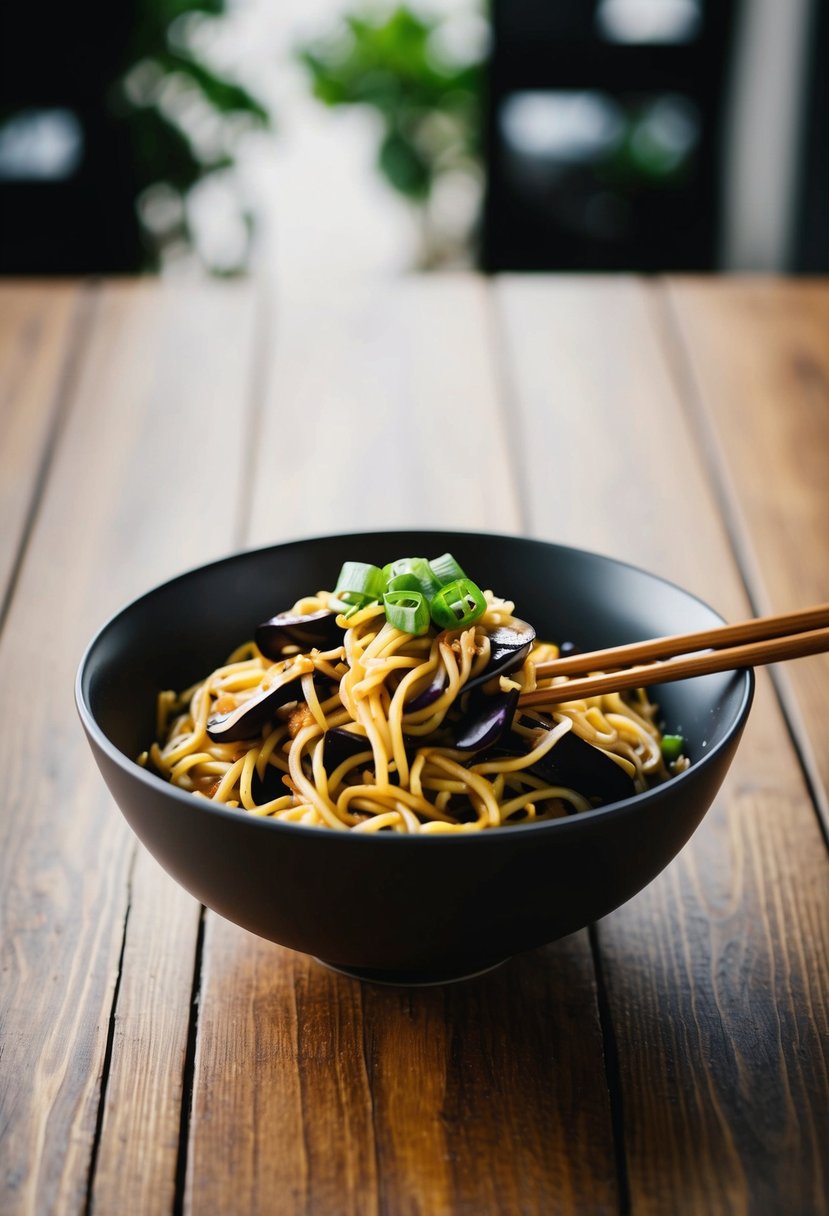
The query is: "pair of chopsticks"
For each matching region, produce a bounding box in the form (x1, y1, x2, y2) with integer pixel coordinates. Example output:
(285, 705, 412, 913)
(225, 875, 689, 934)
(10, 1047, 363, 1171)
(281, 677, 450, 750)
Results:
(518, 603, 829, 707)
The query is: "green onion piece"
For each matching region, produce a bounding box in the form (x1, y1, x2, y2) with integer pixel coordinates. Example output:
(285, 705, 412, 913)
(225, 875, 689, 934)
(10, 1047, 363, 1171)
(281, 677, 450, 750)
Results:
(330, 597, 366, 618)
(384, 557, 440, 601)
(383, 589, 430, 635)
(660, 734, 685, 762)
(386, 571, 422, 595)
(430, 578, 487, 630)
(334, 561, 387, 604)
(428, 552, 466, 586)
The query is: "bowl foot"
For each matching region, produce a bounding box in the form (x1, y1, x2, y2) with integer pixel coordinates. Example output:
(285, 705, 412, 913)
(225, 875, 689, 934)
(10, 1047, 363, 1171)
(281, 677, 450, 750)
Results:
(314, 957, 509, 987)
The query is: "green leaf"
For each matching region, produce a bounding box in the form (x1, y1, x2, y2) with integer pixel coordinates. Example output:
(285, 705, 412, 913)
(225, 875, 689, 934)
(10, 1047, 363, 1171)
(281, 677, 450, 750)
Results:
(378, 129, 431, 200)
(155, 49, 270, 122)
(295, 4, 484, 206)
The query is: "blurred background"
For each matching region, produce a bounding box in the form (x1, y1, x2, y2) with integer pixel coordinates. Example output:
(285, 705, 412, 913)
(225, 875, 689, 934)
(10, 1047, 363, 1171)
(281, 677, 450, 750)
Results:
(0, 0, 825, 281)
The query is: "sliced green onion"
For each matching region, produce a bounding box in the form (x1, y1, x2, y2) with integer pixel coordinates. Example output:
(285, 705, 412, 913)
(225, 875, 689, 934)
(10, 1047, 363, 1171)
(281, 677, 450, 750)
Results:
(430, 578, 487, 630)
(334, 556, 488, 633)
(428, 552, 466, 586)
(383, 557, 440, 601)
(660, 734, 685, 762)
(330, 598, 366, 618)
(383, 589, 430, 635)
(386, 571, 422, 595)
(334, 561, 387, 605)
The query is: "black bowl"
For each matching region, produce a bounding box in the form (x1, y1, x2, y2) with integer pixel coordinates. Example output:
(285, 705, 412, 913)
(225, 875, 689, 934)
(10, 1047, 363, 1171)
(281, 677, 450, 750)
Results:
(76, 531, 753, 985)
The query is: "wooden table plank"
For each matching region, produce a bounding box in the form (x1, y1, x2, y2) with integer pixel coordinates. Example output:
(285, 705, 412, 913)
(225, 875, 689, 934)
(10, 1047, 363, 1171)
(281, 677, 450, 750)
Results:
(187, 277, 619, 1215)
(4, 274, 827, 1216)
(190, 925, 616, 1216)
(666, 278, 829, 833)
(0, 282, 89, 608)
(496, 275, 829, 1214)
(246, 276, 522, 544)
(0, 281, 259, 1216)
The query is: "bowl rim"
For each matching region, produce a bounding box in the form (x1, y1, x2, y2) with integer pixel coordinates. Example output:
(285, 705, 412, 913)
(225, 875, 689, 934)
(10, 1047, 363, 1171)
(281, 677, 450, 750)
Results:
(75, 527, 755, 844)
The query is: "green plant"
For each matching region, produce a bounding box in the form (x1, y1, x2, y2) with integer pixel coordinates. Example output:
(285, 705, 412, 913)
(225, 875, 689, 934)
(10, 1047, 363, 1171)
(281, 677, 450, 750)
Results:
(297, 4, 485, 264)
(116, 0, 271, 273)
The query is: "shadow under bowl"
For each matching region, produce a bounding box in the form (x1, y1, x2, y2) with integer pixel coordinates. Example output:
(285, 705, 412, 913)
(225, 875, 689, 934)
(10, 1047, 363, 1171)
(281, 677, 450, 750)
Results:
(76, 530, 753, 985)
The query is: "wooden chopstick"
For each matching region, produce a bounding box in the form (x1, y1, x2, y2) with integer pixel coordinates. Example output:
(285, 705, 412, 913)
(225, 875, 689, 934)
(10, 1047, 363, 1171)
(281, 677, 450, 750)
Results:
(518, 603, 829, 708)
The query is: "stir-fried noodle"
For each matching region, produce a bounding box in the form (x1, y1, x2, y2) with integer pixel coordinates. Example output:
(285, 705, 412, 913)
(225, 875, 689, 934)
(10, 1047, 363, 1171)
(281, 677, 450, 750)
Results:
(141, 570, 688, 832)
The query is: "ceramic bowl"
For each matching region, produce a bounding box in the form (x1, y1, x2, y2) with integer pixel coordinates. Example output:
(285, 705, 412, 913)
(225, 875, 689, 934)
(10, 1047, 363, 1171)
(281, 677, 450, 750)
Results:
(76, 531, 753, 984)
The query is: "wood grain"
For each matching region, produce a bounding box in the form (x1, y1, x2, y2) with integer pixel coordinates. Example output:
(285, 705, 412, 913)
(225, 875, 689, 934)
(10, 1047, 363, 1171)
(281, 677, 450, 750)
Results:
(496, 275, 829, 1214)
(189, 924, 617, 1216)
(187, 930, 381, 1216)
(0, 280, 258, 1215)
(600, 780, 829, 1215)
(362, 942, 617, 1215)
(3, 275, 828, 1216)
(0, 281, 88, 606)
(246, 275, 522, 544)
(666, 278, 829, 834)
(187, 277, 618, 1215)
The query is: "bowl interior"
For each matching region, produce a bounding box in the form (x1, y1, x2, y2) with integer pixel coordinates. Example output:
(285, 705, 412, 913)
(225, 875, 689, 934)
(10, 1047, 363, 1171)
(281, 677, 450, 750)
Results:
(79, 530, 750, 793)
(77, 531, 754, 981)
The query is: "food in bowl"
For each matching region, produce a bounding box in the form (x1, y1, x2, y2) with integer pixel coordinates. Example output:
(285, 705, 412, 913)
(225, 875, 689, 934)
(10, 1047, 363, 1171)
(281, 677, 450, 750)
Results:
(76, 531, 752, 983)
(140, 552, 689, 832)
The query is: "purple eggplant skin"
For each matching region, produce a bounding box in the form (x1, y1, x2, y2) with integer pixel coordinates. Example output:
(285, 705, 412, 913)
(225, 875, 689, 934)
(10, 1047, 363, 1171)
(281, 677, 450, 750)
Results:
(322, 727, 373, 771)
(251, 761, 288, 804)
(405, 668, 448, 712)
(206, 667, 307, 743)
(255, 609, 343, 661)
(323, 698, 518, 769)
(532, 729, 634, 804)
(451, 688, 520, 753)
(323, 726, 431, 773)
(387, 618, 540, 712)
(491, 725, 635, 805)
(463, 619, 537, 694)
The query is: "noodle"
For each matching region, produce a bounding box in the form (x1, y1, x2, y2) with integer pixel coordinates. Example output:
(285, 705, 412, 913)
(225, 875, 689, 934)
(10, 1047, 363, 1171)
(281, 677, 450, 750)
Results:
(140, 576, 688, 833)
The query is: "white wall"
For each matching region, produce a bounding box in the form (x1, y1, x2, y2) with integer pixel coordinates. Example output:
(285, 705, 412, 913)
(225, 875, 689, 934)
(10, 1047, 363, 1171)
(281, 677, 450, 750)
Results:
(721, 0, 817, 270)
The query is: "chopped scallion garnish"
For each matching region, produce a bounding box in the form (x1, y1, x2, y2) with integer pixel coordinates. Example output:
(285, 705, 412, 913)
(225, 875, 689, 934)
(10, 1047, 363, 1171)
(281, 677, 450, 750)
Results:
(430, 578, 487, 630)
(660, 734, 685, 762)
(383, 589, 430, 635)
(334, 561, 387, 604)
(383, 557, 440, 601)
(428, 552, 467, 586)
(386, 571, 423, 595)
(334, 555, 488, 635)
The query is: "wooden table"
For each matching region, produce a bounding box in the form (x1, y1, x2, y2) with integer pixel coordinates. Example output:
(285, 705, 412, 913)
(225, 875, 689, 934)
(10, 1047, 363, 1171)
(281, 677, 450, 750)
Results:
(2, 276, 828, 1215)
